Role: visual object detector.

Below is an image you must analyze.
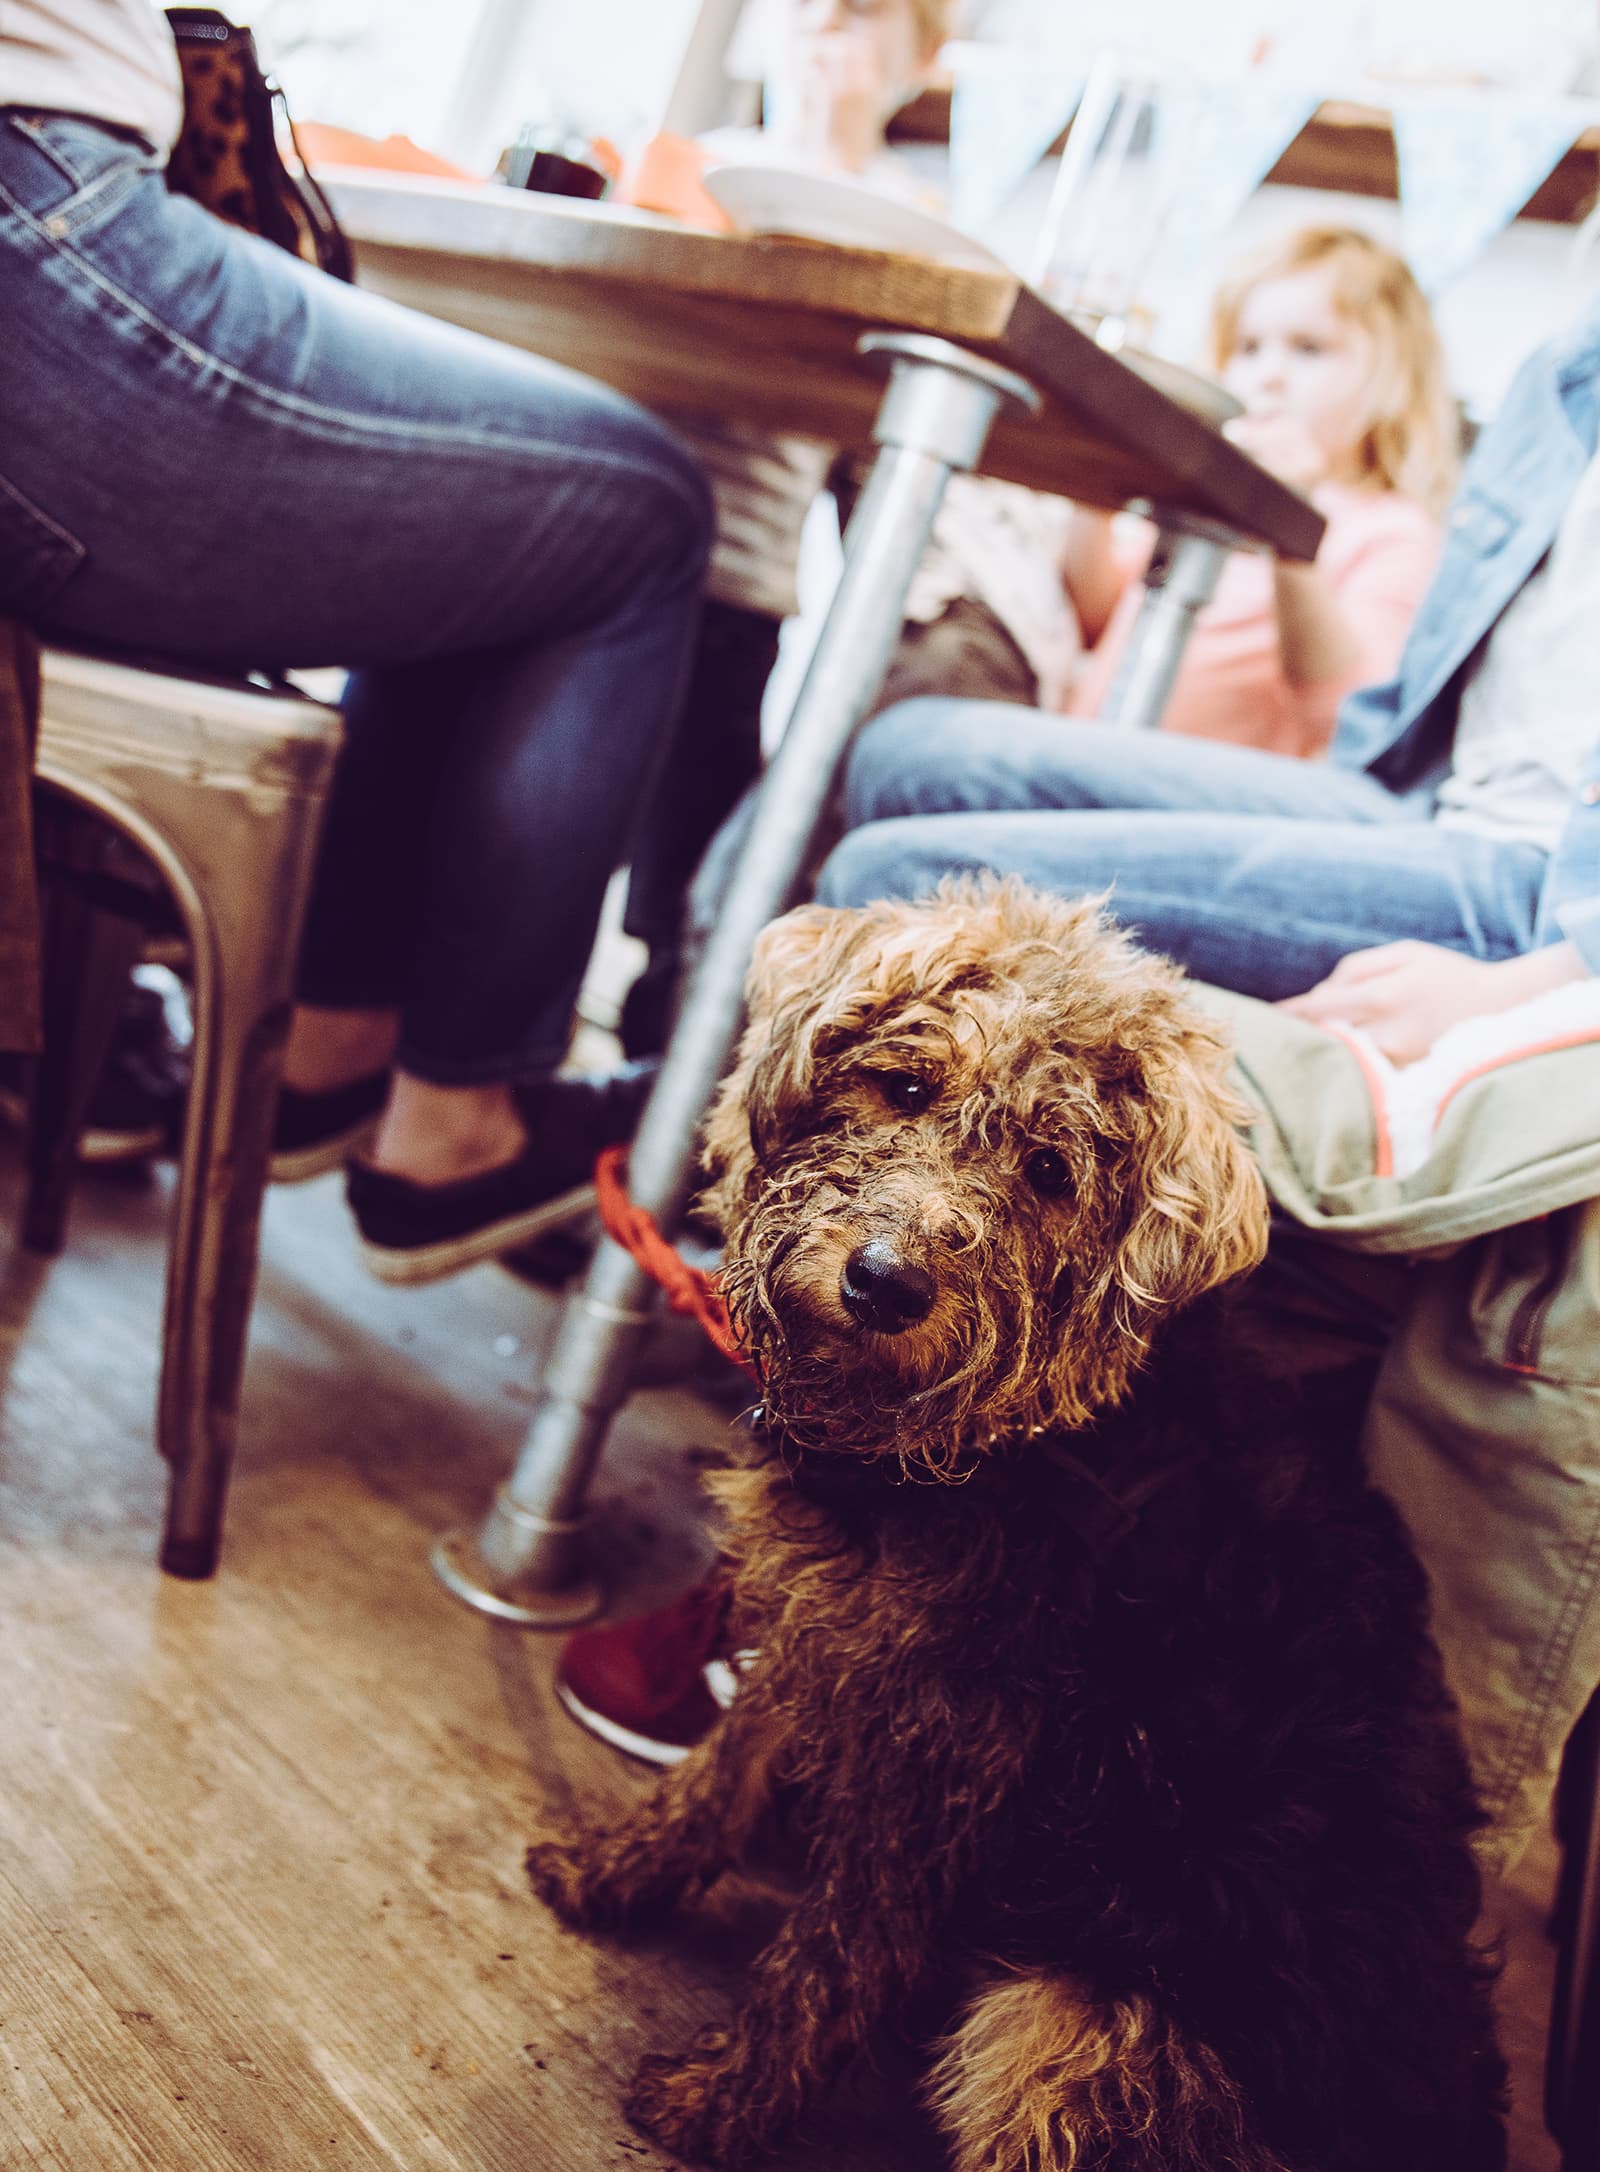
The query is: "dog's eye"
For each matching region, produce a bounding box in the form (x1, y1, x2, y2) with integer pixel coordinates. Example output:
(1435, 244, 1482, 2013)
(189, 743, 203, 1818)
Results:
(876, 1070, 935, 1114)
(1025, 1147, 1073, 1197)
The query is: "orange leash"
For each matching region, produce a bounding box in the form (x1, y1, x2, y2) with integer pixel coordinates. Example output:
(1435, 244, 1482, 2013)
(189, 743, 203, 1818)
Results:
(593, 1146, 756, 1376)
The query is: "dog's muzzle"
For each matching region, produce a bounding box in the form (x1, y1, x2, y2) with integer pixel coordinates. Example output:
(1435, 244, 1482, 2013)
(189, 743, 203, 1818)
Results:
(839, 1238, 935, 1335)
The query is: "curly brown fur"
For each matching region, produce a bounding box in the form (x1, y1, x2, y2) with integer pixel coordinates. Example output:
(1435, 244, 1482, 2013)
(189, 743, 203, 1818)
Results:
(927, 1972, 1291, 2172)
(700, 880, 1266, 1463)
(529, 878, 1508, 2171)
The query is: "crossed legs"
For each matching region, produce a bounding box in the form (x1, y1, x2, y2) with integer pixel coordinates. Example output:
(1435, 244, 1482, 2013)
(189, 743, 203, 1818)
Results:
(817, 701, 1547, 1000)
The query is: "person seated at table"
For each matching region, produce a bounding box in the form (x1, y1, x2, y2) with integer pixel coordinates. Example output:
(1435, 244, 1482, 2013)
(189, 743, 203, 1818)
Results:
(616, 0, 1082, 1057)
(1062, 223, 1456, 759)
(1, 0, 713, 1283)
(621, 218, 1450, 1060)
(550, 287, 1600, 1800)
(822, 283, 1600, 1039)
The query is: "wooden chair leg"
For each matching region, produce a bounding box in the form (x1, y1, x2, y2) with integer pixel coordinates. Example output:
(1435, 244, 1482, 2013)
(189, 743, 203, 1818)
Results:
(1547, 1683, 1600, 2170)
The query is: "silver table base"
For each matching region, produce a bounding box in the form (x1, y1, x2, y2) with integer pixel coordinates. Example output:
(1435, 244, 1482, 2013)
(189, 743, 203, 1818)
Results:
(1096, 511, 1232, 731)
(432, 338, 1242, 1625)
(432, 333, 1039, 1623)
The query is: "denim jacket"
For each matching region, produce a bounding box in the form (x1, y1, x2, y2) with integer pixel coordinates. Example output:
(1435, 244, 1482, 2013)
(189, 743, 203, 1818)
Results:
(1331, 299, 1600, 971)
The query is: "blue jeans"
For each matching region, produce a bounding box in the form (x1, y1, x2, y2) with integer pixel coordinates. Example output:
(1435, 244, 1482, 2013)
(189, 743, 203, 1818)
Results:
(0, 111, 712, 1083)
(819, 701, 1550, 1000)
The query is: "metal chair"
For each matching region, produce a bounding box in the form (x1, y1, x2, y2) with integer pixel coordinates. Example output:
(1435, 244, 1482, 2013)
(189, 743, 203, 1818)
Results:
(28, 645, 342, 1577)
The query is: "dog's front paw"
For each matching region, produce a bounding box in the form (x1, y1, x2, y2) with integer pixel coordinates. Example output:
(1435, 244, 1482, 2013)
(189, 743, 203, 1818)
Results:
(525, 1828, 630, 1932)
(624, 2031, 760, 2167)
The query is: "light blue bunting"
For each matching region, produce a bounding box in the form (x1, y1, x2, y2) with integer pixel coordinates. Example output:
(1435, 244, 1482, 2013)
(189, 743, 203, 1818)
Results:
(1152, 75, 1321, 274)
(947, 46, 1085, 238)
(1393, 91, 1600, 293)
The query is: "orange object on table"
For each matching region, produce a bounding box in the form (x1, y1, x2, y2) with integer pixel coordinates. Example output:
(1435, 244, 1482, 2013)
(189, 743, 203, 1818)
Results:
(292, 122, 483, 184)
(616, 131, 732, 231)
(589, 136, 624, 184)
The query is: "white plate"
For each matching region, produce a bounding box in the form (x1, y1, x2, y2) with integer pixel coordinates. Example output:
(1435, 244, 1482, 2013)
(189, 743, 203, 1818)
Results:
(702, 162, 1009, 274)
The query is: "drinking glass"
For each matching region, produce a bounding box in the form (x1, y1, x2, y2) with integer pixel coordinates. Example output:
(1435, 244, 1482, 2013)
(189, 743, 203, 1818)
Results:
(1031, 56, 1196, 351)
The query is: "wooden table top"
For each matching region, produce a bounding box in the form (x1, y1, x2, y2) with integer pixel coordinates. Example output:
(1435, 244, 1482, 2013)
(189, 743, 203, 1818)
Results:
(323, 171, 1325, 562)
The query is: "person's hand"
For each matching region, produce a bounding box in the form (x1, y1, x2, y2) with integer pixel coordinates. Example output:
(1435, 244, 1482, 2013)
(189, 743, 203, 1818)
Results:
(1223, 412, 1329, 495)
(1277, 940, 1589, 1066)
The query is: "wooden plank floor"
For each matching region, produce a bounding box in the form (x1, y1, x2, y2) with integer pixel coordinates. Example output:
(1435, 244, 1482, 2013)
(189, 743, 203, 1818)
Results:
(0, 1144, 1563, 2170)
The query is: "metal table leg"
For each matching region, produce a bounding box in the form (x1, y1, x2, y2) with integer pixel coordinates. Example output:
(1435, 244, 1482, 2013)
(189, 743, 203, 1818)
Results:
(432, 331, 1041, 1625)
(1096, 511, 1234, 732)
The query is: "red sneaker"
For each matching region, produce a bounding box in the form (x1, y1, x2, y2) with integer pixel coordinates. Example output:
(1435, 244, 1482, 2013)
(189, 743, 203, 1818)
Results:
(555, 1577, 750, 1767)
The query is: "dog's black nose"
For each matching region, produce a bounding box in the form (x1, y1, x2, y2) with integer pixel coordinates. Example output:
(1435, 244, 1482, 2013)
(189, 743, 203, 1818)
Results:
(840, 1239, 935, 1333)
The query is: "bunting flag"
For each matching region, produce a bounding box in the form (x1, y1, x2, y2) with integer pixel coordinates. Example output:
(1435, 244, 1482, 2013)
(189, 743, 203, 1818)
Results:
(946, 46, 1085, 238)
(1392, 92, 1600, 294)
(1150, 75, 1321, 277)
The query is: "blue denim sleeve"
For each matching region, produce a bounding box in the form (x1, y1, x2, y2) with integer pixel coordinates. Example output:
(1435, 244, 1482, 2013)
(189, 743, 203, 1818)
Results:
(1551, 888, 1600, 974)
(1334, 315, 1600, 788)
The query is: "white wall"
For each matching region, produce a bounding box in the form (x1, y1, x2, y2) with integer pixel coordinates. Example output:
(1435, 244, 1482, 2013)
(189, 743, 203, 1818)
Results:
(433, 0, 706, 168)
(258, 0, 705, 173)
(253, 0, 485, 152)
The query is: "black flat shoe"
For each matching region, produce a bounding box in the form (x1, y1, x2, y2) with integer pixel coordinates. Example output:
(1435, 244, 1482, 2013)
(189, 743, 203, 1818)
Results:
(269, 1070, 389, 1183)
(347, 1059, 657, 1286)
(0, 975, 191, 1165)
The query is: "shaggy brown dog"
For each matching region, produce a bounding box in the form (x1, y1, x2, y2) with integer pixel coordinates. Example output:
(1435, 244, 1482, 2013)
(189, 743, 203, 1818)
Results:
(527, 878, 1507, 2171)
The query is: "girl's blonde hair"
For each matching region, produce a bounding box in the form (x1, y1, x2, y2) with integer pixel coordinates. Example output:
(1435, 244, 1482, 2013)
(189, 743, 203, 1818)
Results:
(1209, 225, 1460, 516)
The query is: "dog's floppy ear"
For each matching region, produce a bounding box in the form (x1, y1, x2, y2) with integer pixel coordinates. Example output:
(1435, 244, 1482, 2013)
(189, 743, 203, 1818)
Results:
(699, 902, 855, 1207)
(740, 902, 860, 1167)
(1110, 1020, 1269, 1321)
(743, 902, 848, 1029)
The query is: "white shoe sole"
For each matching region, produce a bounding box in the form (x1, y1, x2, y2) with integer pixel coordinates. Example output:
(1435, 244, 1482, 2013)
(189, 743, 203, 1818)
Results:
(0, 1087, 165, 1165)
(554, 1678, 690, 1767)
(704, 1651, 757, 1709)
(358, 1179, 597, 1286)
(268, 1114, 382, 1186)
(78, 1121, 167, 1164)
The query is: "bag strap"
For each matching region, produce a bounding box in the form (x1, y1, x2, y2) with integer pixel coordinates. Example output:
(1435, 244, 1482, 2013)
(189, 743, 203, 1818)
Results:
(272, 89, 356, 282)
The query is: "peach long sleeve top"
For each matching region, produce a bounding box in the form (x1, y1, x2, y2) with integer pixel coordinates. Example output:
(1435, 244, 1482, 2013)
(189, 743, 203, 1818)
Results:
(1067, 483, 1443, 758)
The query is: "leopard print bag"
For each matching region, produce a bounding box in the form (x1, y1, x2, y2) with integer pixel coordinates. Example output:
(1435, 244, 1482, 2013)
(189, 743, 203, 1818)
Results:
(164, 8, 355, 282)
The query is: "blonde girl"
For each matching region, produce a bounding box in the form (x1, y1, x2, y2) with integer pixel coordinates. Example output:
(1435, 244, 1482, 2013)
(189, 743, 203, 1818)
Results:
(1066, 225, 1458, 757)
